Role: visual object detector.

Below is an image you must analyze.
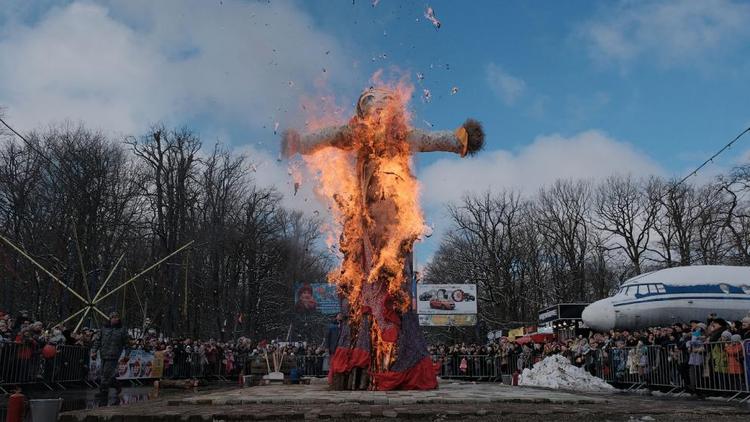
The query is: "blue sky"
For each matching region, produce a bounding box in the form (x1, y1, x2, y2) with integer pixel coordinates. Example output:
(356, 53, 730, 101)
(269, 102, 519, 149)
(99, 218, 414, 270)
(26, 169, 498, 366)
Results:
(1, 0, 749, 264)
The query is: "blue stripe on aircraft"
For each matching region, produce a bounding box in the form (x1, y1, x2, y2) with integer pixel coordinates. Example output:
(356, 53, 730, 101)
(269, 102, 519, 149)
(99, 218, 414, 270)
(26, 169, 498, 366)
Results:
(614, 295, 750, 307)
(665, 284, 745, 294)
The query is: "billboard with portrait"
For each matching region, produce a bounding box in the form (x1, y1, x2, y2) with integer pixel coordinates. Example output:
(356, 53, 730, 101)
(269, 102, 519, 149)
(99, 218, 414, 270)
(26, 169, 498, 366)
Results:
(89, 349, 164, 381)
(294, 282, 341, 314)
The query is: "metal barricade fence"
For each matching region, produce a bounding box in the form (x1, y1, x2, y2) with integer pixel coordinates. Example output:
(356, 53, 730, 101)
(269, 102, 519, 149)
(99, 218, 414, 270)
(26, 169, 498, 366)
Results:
(597, 341, 749, 397)
(296, 354, 327, 377)
(685, 340, 747, 396)
(0, 342, 44, 388)
(3, 344, 749, 396)
(644, 344, 686, 390)
(430, 354, 519, 380)
(599, 346, 658, 388)
(170, 351, 204, 379)
(50, 344, 90, 384)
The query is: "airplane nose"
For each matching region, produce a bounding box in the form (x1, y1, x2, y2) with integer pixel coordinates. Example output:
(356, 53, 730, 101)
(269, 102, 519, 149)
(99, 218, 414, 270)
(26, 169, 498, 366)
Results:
(582, 300, 615, 331)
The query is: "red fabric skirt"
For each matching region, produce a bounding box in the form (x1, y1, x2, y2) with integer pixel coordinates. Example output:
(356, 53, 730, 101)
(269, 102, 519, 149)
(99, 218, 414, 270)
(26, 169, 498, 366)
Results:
(373, 356, 438, 391)
(327, 347, 351, 384)
(349, 348, 370, 369)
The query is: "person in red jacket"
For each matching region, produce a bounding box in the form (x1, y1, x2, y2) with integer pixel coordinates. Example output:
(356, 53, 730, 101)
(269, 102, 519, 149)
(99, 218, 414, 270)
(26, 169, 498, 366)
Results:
(725, 334, 744, 391)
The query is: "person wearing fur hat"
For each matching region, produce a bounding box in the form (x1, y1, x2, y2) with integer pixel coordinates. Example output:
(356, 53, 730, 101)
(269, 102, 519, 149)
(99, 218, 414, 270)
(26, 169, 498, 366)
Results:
(91, 312, 130, 398)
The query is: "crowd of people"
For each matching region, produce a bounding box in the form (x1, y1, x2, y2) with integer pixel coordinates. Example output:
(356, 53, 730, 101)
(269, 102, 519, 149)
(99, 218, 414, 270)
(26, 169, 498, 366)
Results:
(0, 310, 97, 348)
(3, 308, 750, 393)
(0, 309, 330, 385)
(429, 314, 750, 392)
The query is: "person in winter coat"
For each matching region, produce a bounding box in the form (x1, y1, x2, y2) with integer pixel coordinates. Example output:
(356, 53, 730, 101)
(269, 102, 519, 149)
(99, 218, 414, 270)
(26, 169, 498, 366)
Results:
(725, 334, 744, 390)
(710, 330, 732, 387)
(627, 343, 641, 375)
(91, 312, 130, 397)
(687, 331, 705, 390)
(610, 340, 627, 381)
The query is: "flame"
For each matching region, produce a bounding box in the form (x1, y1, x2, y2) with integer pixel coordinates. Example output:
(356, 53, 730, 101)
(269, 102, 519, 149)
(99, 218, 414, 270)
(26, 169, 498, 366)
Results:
(300, 74, 423, 371)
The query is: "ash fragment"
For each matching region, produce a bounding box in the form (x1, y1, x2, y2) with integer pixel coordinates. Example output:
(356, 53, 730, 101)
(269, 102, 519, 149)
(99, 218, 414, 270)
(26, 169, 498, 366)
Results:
(424, 6, 441, 29)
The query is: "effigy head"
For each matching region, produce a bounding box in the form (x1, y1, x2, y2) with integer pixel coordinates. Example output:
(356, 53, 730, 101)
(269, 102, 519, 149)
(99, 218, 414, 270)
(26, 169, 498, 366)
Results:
(356, 87, 398, 119)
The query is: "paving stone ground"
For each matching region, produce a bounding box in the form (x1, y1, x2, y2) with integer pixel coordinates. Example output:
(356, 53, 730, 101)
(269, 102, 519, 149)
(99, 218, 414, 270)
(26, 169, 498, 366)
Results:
(59, 380, 750, 421)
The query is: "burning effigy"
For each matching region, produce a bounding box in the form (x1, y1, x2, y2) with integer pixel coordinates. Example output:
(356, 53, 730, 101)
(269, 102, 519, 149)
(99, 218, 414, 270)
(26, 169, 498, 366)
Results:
(282, 79, 484, 390)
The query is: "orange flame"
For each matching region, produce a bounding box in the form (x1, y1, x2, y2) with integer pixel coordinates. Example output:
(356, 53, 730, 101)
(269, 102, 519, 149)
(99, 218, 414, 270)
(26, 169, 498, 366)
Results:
(299, 73, 423, 371)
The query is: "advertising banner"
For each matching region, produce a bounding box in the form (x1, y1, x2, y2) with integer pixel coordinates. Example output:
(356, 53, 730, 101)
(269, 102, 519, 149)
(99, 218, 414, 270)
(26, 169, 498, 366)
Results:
(507, 327, 524, 340)
(538, 305, 558, 326)
(416, 284, 477, 315)
(89, 349, 164, 381)
(294, 282, 341, 314)
(418, 314, 477, 326)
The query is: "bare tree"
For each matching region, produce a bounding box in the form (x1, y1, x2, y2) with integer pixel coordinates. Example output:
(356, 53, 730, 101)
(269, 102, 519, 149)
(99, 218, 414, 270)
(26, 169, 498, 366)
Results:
(594, 175, 658, 275)
(534, 179, 592, 301)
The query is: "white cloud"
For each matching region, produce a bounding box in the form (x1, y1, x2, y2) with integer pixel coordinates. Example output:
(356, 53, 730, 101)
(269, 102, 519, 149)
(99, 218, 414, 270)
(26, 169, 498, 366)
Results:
(418, 130, 663, 208)
(0, 1, 354, 135)
(232, 144, 328, 216)
(579, 0, 750, 67)
(486, 63, 526, 105)
(413, 130, 664, 262)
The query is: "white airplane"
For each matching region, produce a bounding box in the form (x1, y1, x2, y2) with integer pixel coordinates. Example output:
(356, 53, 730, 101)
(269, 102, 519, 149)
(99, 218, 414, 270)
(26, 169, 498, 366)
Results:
(582, 265, 750, 331)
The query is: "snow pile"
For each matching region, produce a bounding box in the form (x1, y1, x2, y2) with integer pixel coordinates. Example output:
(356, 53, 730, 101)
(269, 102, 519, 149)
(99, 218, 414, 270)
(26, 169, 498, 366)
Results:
(518, 354, 615, 392)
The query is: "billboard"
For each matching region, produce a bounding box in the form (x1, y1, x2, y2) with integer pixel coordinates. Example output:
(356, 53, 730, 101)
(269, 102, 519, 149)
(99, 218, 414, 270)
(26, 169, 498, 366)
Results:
(89, 349, 164, 381)
(418, 314, 477, 326)
(294, 282, 341, 314)
(538, 303, 589, 327)
(416, 284, 477, 315)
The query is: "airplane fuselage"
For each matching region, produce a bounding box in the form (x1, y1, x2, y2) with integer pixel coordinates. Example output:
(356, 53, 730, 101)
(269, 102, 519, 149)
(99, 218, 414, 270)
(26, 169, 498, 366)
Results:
(582, 266, 750, 331)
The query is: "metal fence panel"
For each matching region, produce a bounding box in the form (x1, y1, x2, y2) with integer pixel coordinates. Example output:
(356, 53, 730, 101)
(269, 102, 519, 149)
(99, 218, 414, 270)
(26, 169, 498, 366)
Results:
(50, 345, 90, 384)
(2, 341, 749, 397)
(0, 342, 45, 386)
(296, 355, 327, 377)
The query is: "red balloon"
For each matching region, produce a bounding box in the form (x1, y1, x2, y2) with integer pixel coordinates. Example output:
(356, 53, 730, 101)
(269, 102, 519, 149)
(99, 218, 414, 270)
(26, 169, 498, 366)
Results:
(42, 344, 57, 359)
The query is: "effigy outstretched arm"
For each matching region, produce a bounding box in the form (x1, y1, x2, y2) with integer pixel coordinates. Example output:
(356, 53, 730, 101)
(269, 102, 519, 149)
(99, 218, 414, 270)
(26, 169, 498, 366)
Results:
(407, 118, 485, 157)
(281, 125, 353, 157)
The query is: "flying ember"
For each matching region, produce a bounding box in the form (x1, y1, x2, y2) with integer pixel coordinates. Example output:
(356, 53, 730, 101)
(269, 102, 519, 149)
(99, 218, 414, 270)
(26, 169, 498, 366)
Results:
(282, 75, 484, 390)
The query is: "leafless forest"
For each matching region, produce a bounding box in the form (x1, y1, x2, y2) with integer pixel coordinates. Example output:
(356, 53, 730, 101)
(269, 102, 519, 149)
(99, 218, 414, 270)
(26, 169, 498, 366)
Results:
(0, 123, 329, 340)
(425, 169, 750, 328)
(1, 123, 749, 339)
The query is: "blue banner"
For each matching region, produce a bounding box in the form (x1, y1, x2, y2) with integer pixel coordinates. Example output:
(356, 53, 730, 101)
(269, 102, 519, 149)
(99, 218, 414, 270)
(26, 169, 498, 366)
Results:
(294, 282, 341, 314)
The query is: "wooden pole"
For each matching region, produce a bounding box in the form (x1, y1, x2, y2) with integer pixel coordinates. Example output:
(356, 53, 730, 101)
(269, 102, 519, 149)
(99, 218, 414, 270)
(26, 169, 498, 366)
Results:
(73, 306, 92, 333)
(95, 240, 194, 304)
(0, 233, 89, 304)
(72, 225, 91, 301)
(58, 306, 88, 327)
(93, 253, 124, 301)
